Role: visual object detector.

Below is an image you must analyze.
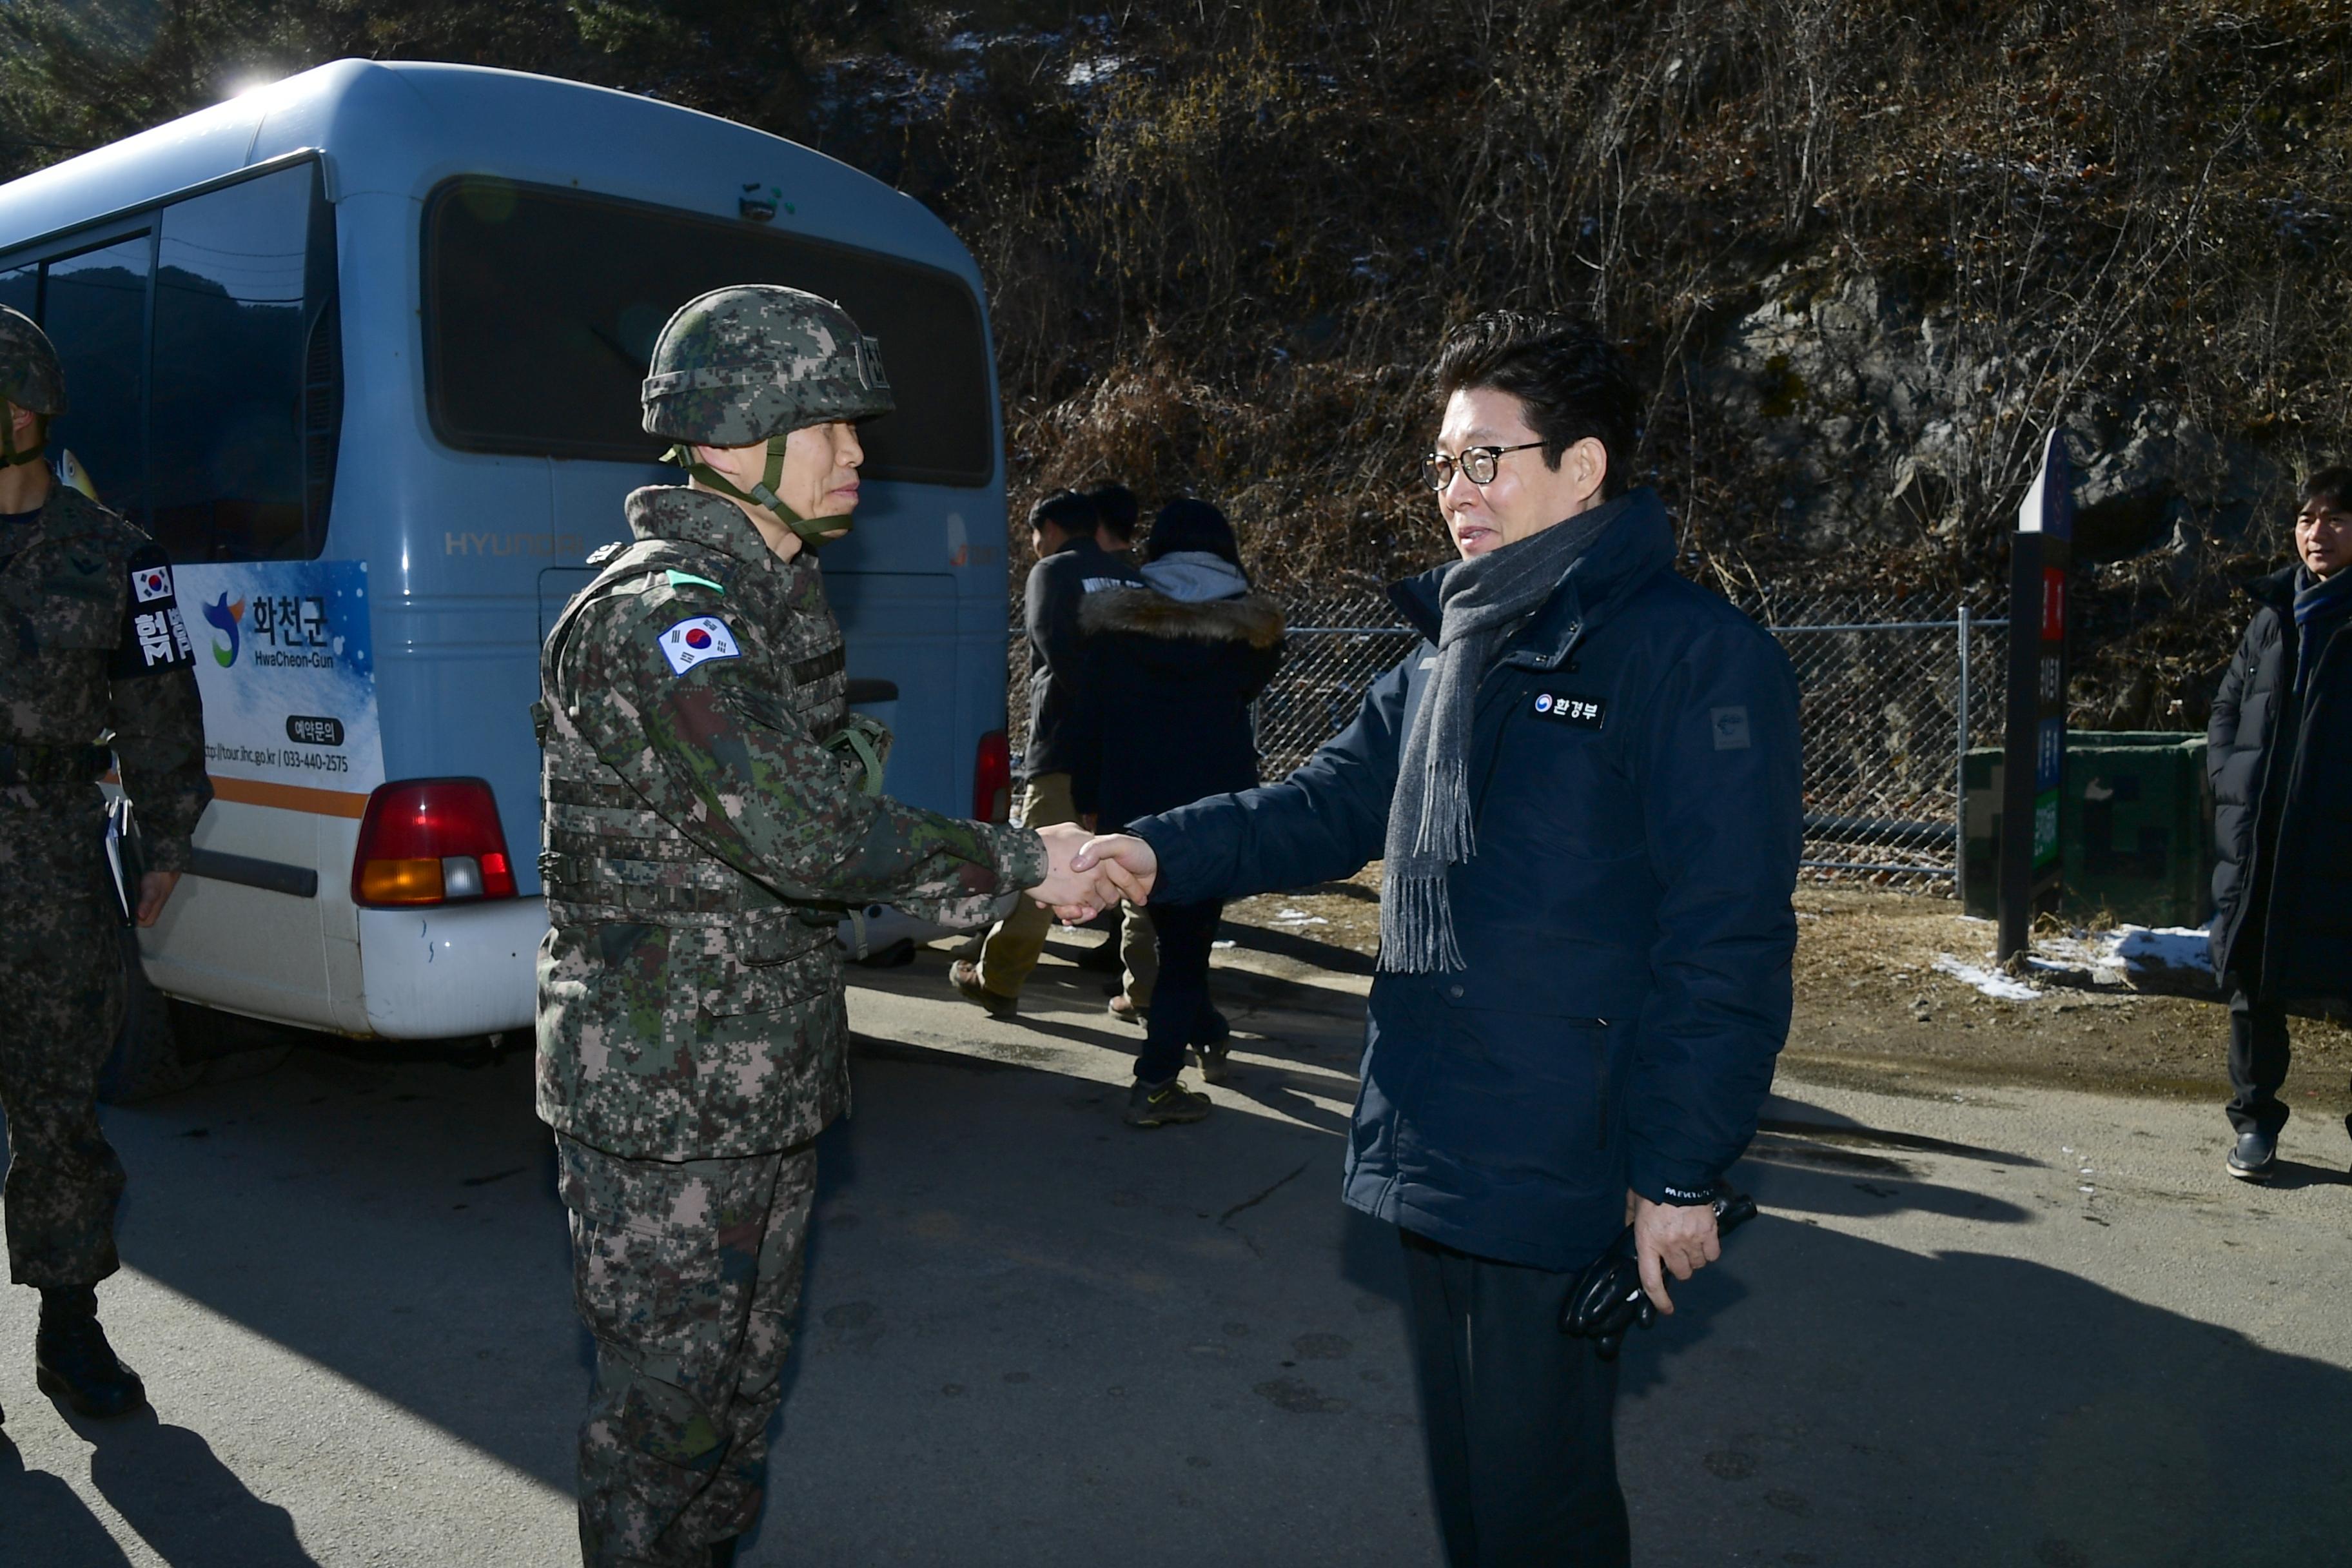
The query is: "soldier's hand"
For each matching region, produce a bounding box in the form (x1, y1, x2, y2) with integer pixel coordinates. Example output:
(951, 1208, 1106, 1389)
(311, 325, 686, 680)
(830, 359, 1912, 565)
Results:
(1072, 834, 1157, 911)
(1028, 823, 1104, 914)
(135, 870, 181, 928)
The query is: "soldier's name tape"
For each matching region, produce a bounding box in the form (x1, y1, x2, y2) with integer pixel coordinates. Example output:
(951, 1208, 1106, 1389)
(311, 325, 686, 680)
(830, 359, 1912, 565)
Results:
(658, 615, 741, 676)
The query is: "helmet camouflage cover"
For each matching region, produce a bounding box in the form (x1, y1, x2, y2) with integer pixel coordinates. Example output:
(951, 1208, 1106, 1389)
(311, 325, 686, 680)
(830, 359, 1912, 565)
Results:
(0, 306, 66, 418)
(641, 284, 893, 446)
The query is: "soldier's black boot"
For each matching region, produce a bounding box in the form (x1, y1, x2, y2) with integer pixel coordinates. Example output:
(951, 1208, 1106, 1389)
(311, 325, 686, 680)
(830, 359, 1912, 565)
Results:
(35, 1287, 146, 1419)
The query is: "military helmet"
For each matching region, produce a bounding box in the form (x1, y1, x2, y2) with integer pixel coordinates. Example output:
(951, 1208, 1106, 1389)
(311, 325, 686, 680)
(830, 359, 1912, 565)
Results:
(640, 284, 892, 446)
(0, 306, 66, 417)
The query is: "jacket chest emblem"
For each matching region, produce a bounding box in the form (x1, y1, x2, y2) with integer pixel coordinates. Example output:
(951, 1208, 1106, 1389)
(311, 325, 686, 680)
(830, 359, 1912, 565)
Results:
(1533, 692, 1607, 729)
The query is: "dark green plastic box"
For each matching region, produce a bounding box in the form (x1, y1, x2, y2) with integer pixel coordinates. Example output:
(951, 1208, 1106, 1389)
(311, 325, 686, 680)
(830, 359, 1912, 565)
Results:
(1961, 732, 2213, 926)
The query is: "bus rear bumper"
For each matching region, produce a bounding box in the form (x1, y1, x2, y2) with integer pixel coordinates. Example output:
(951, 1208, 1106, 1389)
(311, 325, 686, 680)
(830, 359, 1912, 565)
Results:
(357, 898, 545, 1039)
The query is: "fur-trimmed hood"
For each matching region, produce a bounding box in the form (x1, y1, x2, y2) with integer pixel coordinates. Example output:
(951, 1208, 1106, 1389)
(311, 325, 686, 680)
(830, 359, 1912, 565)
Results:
(1079, 585, 1286, 649)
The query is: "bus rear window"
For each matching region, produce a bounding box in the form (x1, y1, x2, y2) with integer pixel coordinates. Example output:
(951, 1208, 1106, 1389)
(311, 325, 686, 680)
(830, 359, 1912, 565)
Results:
(424, 181, 994, 487)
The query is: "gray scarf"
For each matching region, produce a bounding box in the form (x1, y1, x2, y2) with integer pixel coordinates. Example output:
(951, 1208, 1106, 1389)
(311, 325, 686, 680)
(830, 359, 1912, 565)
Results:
(1379, 499, 1622, 972)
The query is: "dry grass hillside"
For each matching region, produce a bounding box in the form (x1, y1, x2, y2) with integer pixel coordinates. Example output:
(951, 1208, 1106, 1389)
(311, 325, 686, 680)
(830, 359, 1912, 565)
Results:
(6, 1, 2349, 720)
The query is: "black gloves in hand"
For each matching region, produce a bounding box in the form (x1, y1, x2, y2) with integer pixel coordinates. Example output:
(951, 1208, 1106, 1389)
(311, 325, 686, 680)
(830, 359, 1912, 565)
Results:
(1559, 1187, 1759, 1360)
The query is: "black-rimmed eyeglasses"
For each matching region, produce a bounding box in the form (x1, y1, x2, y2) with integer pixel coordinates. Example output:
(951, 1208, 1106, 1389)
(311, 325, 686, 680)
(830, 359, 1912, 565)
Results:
(1421, 442, 1544, 491)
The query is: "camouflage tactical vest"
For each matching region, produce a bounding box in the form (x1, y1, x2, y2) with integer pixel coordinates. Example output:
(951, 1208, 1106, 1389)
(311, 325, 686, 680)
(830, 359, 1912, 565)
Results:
(535, 529, 850, 957)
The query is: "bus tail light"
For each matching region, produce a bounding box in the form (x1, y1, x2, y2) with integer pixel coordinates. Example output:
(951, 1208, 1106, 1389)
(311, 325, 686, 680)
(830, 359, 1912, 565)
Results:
(353, 778, 518, 906)
(974, 730, 1012, 823)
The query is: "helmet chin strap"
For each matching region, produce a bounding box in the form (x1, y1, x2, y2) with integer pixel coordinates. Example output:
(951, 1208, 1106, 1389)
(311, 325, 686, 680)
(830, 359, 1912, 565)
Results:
(668, 435, 854, 549)
(0, 413, 46, 469)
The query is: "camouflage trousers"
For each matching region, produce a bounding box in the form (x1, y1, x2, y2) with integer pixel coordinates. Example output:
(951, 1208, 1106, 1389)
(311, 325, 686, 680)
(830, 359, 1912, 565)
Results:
(0, 812, 128, 1289)
(557, 1132, 818, 1567)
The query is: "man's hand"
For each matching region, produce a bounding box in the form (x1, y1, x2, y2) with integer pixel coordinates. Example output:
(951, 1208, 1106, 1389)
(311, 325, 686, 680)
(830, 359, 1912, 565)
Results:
(135, 870, 180, 928)
(1066, 833, 1158, 919)
(1629, 1192, 1720, 1316)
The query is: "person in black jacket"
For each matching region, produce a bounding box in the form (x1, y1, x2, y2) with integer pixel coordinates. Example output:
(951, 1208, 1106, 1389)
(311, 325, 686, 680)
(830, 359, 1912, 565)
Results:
(1062, 314, 1801, 1566)
(2207, 466, 2352, 1181)
(1077, 480, 1163, 1008)
(1070, 499, 1285, 1126)
(950, 491, 1145, 1017)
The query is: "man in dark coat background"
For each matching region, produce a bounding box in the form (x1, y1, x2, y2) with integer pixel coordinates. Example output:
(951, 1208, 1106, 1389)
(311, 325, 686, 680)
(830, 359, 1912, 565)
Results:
(2207, 465, 2352, 1181)
(950, 491, 1146, 1018)
(1069, 497, 1285, 1124)
(1064, 313, 1802, 1566)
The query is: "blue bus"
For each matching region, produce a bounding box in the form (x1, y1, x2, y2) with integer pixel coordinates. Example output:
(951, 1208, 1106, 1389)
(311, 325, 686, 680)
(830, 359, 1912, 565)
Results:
(0, 59, 1013, 1046)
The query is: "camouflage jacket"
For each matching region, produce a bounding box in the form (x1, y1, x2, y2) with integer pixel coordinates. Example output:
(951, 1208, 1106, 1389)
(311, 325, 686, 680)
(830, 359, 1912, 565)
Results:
(0, 483, 210, 868)
(534, 485, 1044, 1159)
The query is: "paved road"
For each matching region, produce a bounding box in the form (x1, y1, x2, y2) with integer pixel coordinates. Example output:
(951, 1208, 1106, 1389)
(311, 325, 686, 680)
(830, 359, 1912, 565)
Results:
(3, 930, 2350, 1566)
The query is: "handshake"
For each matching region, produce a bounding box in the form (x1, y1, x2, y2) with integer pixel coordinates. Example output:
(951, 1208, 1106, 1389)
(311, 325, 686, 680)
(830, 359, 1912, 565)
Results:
(1024, 824, 1159, 921)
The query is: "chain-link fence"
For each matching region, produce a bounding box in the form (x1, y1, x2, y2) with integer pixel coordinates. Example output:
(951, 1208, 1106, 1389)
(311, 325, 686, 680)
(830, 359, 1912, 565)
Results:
(1734, 591, 2008, 888)
(1250, 590, 1419, 779)
(1008, 584, 2007, 893)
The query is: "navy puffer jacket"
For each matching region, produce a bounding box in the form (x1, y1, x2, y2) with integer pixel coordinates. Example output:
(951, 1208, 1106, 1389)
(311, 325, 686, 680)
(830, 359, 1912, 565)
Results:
(1129, 489, 1803, 1271)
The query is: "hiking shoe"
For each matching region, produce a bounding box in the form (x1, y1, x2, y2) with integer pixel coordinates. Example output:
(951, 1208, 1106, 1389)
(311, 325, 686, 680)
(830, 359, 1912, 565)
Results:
(35, 1288, 146, 1420)
(2226, 1128, 2278, 1182)
(1124, 1077, 1211, 1128)
(1108, 995, 1150, 1025)
(1193, 1040, 1234, 1085)
(948, 959, 1017, 1020)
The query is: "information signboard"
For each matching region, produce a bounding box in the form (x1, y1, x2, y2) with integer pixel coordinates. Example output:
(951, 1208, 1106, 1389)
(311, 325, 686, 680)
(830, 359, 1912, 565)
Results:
(1999, 429, 2074, 960)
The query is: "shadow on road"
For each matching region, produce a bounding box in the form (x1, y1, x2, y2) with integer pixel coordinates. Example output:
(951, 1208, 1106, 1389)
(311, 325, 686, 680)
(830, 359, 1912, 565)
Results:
(0, 1432, 133, 1567)
(0, 1407, 315, 1568)
(18, 947, 2342, 1565)
(85, 1408, 318, 1567)
(1608, 1211, 2352, 1567)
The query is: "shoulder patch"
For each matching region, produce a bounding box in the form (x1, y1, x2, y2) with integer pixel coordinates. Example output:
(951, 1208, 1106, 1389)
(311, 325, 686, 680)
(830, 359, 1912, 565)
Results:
(586, 541, 625, 566)
(658, 615, 741, 676)
(666, 569, 726, 594)
(115, 544, 195, 676)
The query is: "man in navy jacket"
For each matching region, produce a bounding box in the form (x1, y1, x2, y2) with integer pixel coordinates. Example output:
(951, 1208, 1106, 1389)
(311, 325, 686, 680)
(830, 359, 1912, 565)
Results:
(1066, 314, 1802, 1565)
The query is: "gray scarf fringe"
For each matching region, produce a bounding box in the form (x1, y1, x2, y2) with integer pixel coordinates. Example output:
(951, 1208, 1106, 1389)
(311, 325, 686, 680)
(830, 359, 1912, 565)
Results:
(1378, 499, 1621, 973)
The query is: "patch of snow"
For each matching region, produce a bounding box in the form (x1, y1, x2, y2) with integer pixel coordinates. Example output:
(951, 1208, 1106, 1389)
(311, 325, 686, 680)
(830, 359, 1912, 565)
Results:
(2114, 925, 2215, 994)
(1065, 55, 1122, 87)
(1272, 908, 1329, 925)
(1932, 955, 2042, 1001)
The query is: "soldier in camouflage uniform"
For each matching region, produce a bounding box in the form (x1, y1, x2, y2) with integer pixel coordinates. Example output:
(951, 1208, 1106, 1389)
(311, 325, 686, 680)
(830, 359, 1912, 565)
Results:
(536, 285, 1085, 1568)
(0, 307, 210, 1426)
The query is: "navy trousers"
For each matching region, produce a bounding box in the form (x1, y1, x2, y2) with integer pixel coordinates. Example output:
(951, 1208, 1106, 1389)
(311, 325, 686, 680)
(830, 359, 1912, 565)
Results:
(1401, 1228, 1630, 1567)
(1133, 899, 1222, 1085)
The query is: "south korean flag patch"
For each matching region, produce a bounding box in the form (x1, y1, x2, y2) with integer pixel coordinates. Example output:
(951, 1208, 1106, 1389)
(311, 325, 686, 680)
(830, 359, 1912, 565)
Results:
(658, 615, 742, 676)
(131, 564, 174, 603)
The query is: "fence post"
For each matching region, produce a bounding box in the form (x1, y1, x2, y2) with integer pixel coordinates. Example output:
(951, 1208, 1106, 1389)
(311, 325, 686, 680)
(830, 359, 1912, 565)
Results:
(1954, 603, 1971, 908)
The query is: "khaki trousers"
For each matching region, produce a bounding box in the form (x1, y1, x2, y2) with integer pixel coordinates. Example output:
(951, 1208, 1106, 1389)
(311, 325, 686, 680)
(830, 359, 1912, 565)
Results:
(974, 772, 1156, 1004)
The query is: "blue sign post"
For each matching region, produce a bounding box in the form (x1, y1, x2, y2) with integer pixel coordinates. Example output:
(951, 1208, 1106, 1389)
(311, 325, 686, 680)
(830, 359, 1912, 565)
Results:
(1999, 429, 2074, 963)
